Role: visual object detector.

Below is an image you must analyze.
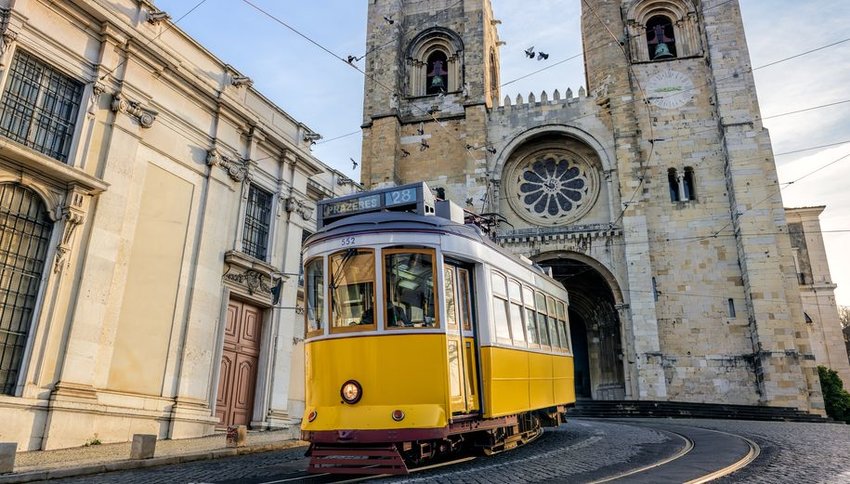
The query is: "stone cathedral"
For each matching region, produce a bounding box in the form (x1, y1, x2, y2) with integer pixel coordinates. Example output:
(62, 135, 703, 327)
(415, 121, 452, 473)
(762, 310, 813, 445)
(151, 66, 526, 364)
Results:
(359, 0, 850, 413)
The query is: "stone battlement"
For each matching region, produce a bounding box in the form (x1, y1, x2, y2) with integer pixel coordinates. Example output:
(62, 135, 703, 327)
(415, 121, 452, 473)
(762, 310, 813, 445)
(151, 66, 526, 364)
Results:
(495, 87, 591, 111)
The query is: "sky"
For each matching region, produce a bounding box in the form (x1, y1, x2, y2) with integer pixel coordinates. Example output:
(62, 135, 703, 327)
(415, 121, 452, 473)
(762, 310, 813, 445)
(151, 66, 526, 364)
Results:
(154, 0, 850, 306)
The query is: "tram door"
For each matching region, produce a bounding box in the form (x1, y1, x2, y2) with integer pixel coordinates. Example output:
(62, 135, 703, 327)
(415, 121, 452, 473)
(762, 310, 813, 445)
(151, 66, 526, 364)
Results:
(444, 264, 480, 415)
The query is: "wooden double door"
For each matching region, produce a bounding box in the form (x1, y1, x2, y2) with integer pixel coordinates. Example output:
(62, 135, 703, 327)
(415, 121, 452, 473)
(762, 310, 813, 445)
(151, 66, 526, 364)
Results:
(216, 300, 263, 427)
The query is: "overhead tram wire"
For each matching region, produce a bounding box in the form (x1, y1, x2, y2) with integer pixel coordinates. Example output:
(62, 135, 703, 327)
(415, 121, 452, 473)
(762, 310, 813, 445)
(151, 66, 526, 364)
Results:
(581, 0, 657, 227)
(242, 0, 850, 216)
(285, 0, 848, 158)
(241, 0, 497, 200)
(253, 0, 849, 161)
(99, 0, 210, 82)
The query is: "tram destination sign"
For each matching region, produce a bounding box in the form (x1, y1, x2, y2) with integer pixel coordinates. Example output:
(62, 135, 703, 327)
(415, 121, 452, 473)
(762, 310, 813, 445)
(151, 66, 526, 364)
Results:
(322, 194, 380, 218)
(317, 182, 435, 228)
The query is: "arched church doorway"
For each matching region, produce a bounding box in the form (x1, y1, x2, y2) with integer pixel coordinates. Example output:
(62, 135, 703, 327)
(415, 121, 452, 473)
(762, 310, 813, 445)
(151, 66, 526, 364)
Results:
(537, 255, 626, 400)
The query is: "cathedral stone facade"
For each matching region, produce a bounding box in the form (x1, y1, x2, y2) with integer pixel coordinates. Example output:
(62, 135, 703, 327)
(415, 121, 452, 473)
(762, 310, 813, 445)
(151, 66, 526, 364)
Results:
(360, 0, 848, 412)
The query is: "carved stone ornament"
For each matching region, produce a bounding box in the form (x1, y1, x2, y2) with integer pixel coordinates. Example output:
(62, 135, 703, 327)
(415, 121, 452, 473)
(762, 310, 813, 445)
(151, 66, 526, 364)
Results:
(110, 93, 158, 128)
(53, 189, 88, 274)
(223, 269, 272, 296)
(207, 148, 250, 182)
(0, 29, 16, 67)
(87, 84, 106, 116)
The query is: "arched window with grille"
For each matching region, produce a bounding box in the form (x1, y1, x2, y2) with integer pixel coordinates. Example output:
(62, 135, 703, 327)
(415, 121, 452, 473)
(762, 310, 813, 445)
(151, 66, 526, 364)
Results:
(0, 183, 53, 395)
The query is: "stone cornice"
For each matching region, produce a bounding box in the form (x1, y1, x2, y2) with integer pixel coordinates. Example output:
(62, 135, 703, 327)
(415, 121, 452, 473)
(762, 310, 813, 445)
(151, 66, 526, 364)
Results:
(0, 138, 108, 194)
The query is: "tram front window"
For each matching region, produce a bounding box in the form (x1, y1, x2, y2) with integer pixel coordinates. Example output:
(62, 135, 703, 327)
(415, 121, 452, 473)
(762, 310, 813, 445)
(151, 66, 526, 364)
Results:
(330, 249, 376, 331)
(304, 258, 324, 336)
(384, 249, 437, 328)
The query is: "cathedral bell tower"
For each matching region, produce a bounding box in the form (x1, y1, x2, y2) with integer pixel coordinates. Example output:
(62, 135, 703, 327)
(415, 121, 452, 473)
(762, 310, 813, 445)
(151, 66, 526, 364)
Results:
(581, 0, 821, 411)
(360, 0, 501, 205)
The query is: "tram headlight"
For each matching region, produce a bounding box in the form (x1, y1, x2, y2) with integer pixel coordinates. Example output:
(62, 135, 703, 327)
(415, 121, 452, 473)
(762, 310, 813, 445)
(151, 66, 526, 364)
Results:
(340, 380, 362, 404)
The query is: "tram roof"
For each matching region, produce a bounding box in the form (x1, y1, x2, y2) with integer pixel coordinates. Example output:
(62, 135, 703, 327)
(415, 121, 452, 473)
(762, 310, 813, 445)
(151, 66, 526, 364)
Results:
(307, 211, 561, 285)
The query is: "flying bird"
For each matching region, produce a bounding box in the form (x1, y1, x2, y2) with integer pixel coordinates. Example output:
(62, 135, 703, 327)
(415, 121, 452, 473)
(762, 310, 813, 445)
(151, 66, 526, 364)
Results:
(537, 51, 549, 60)
(350, 158, 358, 169)
(401, 149, 410, 158)
(383, 15, 394, 24)
(420, 139, 430, 151)
(524, 46, 535, 59)
(465, 197, 474, 206)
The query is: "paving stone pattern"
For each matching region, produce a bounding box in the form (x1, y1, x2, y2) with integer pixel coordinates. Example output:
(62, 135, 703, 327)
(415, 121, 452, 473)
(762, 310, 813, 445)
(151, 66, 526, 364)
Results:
(390, 420, 676, 484)
(670, 419, 850, 484)
(46, 419, 850, 483)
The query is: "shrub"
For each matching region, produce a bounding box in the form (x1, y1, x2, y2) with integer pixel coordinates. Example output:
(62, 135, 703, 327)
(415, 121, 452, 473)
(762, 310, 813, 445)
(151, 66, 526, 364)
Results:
(818, 365, 850, 424)
(84, 435, 102, 447)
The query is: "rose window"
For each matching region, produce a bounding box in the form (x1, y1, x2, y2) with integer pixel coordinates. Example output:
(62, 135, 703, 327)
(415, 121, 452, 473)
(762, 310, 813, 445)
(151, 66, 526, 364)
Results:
(507, 151, 599, 226)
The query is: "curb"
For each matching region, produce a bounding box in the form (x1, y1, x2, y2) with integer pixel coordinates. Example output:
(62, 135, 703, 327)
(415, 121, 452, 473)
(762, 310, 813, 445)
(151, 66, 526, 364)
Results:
(0, 440, 307, 483)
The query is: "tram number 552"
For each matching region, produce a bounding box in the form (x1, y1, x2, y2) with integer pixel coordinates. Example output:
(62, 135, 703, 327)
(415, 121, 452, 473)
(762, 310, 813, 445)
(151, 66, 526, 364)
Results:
(341, 237, 356, 247)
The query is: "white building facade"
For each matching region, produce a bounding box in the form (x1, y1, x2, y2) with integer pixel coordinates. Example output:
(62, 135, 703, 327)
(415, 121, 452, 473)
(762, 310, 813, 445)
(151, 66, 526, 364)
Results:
(0, 0, 354, 450)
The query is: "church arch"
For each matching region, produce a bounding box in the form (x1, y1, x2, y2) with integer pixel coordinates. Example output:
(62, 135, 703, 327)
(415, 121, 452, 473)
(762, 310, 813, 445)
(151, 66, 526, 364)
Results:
(406, 27, 464, 96)
(534, 252, 628, 400)
(495, 126, 616, 227)
(493, 125, 614, 177)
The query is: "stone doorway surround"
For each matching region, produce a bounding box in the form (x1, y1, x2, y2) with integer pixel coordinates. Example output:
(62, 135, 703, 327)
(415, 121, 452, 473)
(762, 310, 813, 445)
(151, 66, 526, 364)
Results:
(536, 253, 628, 401)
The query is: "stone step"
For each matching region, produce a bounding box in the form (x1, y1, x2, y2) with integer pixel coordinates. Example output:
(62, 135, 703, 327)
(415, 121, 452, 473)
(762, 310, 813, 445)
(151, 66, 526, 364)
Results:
(566, 400, 829, 423)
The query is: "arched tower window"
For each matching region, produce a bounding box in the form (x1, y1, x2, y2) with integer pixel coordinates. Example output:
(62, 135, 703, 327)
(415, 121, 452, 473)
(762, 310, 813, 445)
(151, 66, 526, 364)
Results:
(426, 51, 449, 95)
(626, 0, 701, 62)
(407, 28, 464, 97)
(683, 166, 696, 201)
(646, 15, 676, 59)
(0, 183, 53, 395)
(668, 168, 680, 202)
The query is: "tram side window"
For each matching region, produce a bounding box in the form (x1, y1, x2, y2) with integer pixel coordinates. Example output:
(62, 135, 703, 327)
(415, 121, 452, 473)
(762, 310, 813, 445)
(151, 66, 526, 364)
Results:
(491, 272, 512, 342)
(547, 296, 560, 349)
(523, 286, 540, 346)
(385, 249, 436, 328)
(330, 249, 376, 332)
(508, 280, 526, 346)
(557, 300, 571, 352)
(304, 257, 324, 337)
(535, 292, 551, 347)
(445, 266, 458, 329)
(458, 268, 473, 332)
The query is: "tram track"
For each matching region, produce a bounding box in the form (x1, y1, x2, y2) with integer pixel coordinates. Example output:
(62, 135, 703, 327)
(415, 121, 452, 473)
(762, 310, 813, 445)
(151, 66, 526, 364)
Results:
(595, 420, 761, 483)
(222, 419, 760, 483)
(249, 456, 478, 484)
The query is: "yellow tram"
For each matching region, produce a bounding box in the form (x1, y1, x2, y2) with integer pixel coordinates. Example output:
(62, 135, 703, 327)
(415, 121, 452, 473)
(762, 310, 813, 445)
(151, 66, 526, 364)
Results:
(300, 182, 575, 474)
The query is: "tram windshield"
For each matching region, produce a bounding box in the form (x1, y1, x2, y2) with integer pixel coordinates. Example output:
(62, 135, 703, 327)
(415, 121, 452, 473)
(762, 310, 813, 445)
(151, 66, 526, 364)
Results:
(330, 249, 376, 331)
(384, 249, 437, 328)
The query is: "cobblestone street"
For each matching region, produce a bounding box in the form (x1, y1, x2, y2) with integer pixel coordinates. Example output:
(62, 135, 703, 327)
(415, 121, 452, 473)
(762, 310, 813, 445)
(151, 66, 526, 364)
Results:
(40, 418, 850, 483)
